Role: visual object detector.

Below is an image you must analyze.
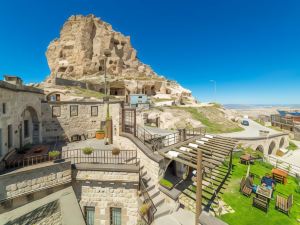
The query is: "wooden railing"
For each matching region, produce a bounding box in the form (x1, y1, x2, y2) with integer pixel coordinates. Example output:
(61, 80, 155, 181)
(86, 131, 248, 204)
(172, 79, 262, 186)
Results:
(5, 149, 138, 170)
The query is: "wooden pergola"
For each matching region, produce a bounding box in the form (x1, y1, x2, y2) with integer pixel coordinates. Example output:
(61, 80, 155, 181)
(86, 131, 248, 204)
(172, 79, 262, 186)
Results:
(159, 134, 238, 215)
(159, 134, 237, 171)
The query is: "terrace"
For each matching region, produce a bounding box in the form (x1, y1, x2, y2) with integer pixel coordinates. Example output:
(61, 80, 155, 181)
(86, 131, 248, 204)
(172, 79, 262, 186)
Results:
(219, 152, 300, 225)
(2, 138, 139, 174)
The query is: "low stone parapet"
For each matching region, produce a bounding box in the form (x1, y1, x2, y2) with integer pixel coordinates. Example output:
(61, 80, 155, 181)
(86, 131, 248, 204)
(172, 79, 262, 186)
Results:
(0, 161, 71, 201)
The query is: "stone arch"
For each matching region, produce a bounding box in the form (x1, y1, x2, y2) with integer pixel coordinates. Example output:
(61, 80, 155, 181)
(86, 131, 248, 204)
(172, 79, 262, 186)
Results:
(46, 91, 65, 101)
(279, 137, 285, 148)
(256, 145, 264, 153)
(21, 105, 40, 145)
(268, 141, 276, 155)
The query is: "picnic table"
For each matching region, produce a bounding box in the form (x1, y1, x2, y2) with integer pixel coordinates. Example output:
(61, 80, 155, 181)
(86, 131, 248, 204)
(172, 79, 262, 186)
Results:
(240, 154, 253, 165)
(272, 168, 288, 184)
(256, 185, 273, 202)
(253, 185, 273, 212)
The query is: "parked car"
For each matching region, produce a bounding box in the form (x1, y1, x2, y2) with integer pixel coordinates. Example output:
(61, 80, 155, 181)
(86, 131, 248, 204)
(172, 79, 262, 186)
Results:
(241, 120, 249, 126)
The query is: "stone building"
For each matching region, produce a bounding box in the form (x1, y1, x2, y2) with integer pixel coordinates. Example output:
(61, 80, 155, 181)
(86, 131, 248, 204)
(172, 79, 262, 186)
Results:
(0, 76, 44, 159)
(0, 75, 162, 225)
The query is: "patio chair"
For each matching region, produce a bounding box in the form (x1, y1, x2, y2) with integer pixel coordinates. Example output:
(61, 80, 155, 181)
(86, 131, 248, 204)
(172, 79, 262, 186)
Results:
(276, 194, 293, 215)
(240, 177, 252, 197)
(253, 196, 269, 212)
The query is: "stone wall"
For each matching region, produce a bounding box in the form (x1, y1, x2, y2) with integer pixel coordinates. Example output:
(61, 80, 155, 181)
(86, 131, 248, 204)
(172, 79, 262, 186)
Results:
(0, 161, 71, 201)
(0, 85, 44, 159)
(117, 136, 162, 184)
(41, 101, 122, 143)
(73, 170, 139, 225)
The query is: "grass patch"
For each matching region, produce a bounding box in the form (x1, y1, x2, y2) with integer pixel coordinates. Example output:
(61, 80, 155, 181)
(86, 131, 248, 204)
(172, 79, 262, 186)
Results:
(254, 119, 265, 126)
(159, 178, 174, 189)
(288, 141, 298, 151)
(68, 87, 114, 99)
(152, 98, 175, 103)
(172, 106, 244, 133)
(219, 157, 300, 225)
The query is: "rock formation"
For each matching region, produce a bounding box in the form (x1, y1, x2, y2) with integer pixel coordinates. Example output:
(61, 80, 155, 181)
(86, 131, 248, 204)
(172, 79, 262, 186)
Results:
(46, 14, 159, 80)
(45, 14, 193, 99)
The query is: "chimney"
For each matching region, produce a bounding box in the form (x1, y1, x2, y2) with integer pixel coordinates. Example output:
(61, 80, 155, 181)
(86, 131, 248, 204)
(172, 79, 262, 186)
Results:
(4, 75, 23, 86)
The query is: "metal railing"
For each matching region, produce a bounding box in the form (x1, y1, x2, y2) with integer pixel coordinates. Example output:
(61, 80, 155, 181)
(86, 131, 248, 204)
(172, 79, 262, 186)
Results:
(136, 125, 206, 152)
(61, 149, 138, 165)
(5, 149, 138, 170)
(139, 177, 157, 224)
(5, 154, 52, 169)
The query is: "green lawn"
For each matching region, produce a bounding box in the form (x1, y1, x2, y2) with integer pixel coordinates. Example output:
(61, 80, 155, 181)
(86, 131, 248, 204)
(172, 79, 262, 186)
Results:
(287, 141, 298, 151)
(177, 107, 244, 133)
(219, 156, 300, 225)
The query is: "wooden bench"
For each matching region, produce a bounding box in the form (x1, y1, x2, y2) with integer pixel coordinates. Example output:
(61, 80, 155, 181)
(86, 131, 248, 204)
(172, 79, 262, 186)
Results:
(240, 177, 252, 197)
(253, 196, 269, 212)
(272, 168, 288, 184)
(276, 194, 293, 215)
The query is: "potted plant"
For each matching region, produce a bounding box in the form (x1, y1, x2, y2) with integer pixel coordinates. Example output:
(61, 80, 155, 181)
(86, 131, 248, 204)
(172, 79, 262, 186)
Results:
(112, 147, 120, 156)
(95, 130, 105, 140)
(139, 203, 150, 216)
(82, 147, 94, 155)
(48, 150, 62, 163)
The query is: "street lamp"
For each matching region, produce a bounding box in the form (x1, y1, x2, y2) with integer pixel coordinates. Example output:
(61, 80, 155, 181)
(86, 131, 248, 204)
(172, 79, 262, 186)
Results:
(103, 50, 111, 145)
(210, 80, 217, 103)
(103, 49, 111, 98)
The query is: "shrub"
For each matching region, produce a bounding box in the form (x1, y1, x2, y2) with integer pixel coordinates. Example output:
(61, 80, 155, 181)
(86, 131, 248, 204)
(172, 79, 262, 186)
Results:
(112, 147, 120, 155)
(287, 141, 298, 151)
(96, 130, 105, 133)
(48, 151, 60, 158)
(257, 160, 273, 170)
(139, 203, 150, 215)
(82, 147, 94, 155)
(159, 178, 174, 189)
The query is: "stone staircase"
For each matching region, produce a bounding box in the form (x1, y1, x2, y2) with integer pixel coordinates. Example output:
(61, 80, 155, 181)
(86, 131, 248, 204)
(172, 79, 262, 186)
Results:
(139, 165, 176, 222)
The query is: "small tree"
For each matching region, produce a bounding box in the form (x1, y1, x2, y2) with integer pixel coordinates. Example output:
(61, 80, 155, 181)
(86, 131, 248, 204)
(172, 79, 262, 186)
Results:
(48, 151, 60, 159)
(82, 147, 94, 155)
(112, 147, 120, 155)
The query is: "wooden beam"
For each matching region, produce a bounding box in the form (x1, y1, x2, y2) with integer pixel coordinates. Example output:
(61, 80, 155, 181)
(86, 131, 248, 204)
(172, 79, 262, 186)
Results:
(195, 149, 202, 225)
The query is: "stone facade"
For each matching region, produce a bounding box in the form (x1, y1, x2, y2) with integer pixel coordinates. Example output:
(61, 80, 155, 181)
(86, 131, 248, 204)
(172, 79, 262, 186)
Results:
(41, 101, 122, 143)
(0, 161, 71, 201)
(73, 170, 139, 225)
(117, 136, 162, 183)
(0, 81, 44, 160)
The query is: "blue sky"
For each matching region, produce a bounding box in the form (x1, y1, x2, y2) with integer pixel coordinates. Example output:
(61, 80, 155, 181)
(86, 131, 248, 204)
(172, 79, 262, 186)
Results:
(1, 0, 300, 104)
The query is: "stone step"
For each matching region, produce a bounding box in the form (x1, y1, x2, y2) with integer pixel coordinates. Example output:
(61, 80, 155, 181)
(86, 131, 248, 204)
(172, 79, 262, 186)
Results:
(148, 188, 160, 199)
(153, 194, 165, 208)
(140, 170, 147, 178)
(146, 184, 155, 192)
(141, 175, 151, 184)
(154, 204, 172, 219)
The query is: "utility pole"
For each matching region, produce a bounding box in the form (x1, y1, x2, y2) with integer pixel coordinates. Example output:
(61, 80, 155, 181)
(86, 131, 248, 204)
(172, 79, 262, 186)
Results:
(195, 149, 203, 225)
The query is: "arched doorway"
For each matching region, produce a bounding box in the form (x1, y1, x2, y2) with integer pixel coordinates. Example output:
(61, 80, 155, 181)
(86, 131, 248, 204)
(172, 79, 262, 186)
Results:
(279, 137, 285, 148)
(21, 106, 40, 146)
(268, 141, 276, 155)
(256, 145, 264, 154)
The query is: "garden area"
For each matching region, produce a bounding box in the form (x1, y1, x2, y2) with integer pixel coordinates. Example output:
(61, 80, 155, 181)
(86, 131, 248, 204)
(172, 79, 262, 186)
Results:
(219, 153, 300, 225)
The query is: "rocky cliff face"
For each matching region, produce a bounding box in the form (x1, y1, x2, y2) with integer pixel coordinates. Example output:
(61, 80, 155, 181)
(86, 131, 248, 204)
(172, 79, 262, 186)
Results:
(46, 14, 158, 81)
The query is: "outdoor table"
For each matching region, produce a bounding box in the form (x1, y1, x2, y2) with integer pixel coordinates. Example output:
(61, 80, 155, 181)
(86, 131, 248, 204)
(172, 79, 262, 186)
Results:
(272, 168, 288, 184)
(240, 154, 253, 165)
(256, 185, 273, 203)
